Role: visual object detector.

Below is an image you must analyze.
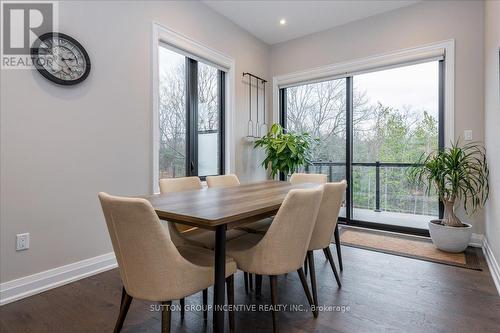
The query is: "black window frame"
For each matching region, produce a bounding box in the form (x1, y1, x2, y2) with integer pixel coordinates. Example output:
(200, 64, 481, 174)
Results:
(279, 60, 445, 237)
(159, 48, 225, 181)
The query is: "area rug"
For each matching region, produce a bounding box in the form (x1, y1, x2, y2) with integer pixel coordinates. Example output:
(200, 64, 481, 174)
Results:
(340, 227, 482, 270)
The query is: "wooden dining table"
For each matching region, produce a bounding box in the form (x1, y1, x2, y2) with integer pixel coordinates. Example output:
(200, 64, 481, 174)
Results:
(144, 180, 320, 333)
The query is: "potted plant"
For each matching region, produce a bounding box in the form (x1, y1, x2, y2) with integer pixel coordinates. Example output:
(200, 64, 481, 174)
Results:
(409, 141, 489, 252)
(254, 123, 315, 178)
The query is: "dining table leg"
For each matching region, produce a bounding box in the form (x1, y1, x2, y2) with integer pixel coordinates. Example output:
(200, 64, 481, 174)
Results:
(213, 225, 227, 333)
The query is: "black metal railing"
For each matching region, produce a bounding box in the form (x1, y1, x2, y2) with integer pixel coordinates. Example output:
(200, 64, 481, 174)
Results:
(304, 161, 423, 213)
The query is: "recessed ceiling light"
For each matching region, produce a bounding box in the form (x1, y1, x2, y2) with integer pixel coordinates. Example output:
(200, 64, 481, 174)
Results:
(279, 18, 286, 25)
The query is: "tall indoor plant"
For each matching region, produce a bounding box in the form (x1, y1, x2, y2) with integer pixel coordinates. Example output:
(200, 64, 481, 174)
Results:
(409, 141, 489, 252)
(254, 123, 315, 178)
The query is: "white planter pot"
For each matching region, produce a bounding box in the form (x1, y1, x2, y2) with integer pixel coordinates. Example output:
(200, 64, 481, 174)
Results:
(428, 220, 472, 253)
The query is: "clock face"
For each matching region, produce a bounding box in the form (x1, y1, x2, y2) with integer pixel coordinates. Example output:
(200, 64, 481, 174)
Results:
(31, 33, 91, 85)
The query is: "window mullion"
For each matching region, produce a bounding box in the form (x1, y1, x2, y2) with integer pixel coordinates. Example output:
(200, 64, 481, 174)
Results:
(346, 76, 353, 223)
(438, 60, 445, 219)
(186, 58, 198, 176)
(218, 70, 226, 175)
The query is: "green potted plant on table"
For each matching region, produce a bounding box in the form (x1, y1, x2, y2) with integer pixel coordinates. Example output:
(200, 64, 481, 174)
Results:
(254, 123, 315, 179)
(409, 141, 489, 253)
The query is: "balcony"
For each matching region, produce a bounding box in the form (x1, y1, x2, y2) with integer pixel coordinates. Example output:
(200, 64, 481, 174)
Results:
(302, 161, 439, 230)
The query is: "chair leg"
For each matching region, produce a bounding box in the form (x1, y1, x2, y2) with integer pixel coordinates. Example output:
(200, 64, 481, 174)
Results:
(203, 289, 208, 321)
(180, 298, 185, 322)
(323, 247, 342, 288)
(226, 275, 235, 333)
(304, 256, 308, 276)
(296, 268, 314, 308)
(161, 301, 172, 333)
(119, 286, 126, 309)
(269, 275, 279, 333)
(307, 251, 319, 318)
(249, 273, 254, 291)
(255, 274, 262, 296)
(334, 225, 343, 271)
(114, 288, 132, 333)
(244, 272, 249, 294)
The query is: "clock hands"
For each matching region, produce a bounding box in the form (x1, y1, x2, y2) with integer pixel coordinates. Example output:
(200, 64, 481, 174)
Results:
(34, 33, 89, 84)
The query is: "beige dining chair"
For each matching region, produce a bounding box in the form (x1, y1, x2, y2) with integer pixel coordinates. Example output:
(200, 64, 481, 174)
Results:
(305, 181, 347, 316)
(205, 173, 265, 293)
(206, 174, 240, 188)
(290, 173, 344, 276)
(290, 172, 328, 184)
(226, 187, 324, 332)
(208, 174, 272, 241)
(243, 172, 329, 235)
(98, 192, 237, 333)
(245, 173, 328, 235)
(159, 176, 246, 250)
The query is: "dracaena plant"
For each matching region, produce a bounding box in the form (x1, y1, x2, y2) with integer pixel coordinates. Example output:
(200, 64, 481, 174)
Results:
(254, 123, 315, 178)
(408, 141, 489, 227)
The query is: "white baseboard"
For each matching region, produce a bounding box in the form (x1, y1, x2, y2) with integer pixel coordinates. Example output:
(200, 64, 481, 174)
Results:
(0, 252, 117, 306)
(470, 233, 484, 248)
(483, 237, 500, 296)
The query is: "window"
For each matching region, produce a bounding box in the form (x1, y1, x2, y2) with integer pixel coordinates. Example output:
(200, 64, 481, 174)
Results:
(280, 60, 444, 235)
(158, 45, 225, 180)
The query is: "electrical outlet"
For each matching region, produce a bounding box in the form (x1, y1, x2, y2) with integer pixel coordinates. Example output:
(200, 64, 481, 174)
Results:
(16, 233, 30, 251)
(464, 130, 473, 141)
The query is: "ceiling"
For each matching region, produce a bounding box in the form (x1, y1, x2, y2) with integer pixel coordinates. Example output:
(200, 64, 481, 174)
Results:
(203, 0, 420, 45)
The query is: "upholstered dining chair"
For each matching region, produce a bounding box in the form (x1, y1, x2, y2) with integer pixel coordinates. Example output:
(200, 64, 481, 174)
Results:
(206, 174, 240, 188)
(226, 188, 324, 332)
(205, 173, 265, 293)
(250, 173, 343, 275)
(98, 192, 237, 333)
(159, 176, 247, 314)
(290, 172, 327, 184)
(159, 176, 246, 250)
(305, 181, 347, 316)
(290, 173, 344, 273)
(243, 172, 329, 236)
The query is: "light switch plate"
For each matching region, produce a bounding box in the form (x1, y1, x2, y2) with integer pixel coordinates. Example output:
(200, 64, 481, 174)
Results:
(16, 233, 30, 251)
(464, 130, 473, 141)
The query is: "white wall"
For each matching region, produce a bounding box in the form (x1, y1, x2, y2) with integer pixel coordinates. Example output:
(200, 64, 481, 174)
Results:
(484, 0, 500, 268)
(0, 0, 270, 283)
(0, 0, 493, 288)
(270, 0, 486, 234)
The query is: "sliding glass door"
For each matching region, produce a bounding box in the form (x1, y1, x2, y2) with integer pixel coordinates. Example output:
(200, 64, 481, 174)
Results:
(280, 78, 348, 217)
(280, 60, 444, 235)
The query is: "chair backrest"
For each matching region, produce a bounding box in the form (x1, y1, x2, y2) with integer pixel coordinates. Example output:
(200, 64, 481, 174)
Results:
(251, 188, 323, 275)
(290, 173, 327, 185)
(98, 192, 189, 301)
(206, 174, 240, 188)
(158, 176, 203, 241)
(159, 176, 202, 194)
(308, 181, 347, 250)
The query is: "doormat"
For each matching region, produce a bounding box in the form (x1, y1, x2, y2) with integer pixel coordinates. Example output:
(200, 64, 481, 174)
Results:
(340, 227, 482, 270)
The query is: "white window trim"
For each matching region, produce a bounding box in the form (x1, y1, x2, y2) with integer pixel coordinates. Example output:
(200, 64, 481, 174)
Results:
(151, 22, 236, 193)
(272, 39, 455, 147)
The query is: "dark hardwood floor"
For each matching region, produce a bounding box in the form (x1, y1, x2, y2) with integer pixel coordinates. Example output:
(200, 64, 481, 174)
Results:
(1, 245, 499, 333)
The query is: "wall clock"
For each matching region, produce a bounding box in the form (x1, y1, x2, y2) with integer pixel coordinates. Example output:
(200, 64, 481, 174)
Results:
(31, 32, 91, 85)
